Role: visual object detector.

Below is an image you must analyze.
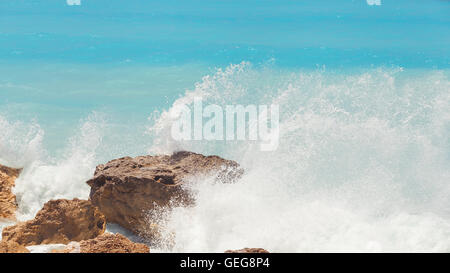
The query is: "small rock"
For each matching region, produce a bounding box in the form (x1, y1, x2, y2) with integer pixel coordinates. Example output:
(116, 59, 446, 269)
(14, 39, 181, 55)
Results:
(225, 248, 270, 253)
(1, 198, 106, 246)
(53, 233, 149, 253)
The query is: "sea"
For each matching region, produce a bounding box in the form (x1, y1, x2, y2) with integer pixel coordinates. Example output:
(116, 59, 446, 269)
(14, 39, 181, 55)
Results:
(0, 0, 449, 252)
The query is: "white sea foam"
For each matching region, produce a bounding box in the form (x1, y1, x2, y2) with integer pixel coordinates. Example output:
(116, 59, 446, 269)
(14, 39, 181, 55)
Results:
(26, 244, 67, 253)
(0, 113, 104, 220)
(147, 63, 450, 252)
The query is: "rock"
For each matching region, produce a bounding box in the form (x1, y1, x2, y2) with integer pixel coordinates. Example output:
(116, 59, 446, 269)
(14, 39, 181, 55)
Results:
(225, 248, 270, 253)
(53, 233, 149, 253)
(1, 199, 106, 246)
(0, 164, 21, 220)
(87, 151, 243, 236)
(0, 240, 29, 253)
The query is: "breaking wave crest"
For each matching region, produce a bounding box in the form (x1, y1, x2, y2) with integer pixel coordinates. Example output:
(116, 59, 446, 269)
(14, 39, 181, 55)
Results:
(147, 63, 450, 252)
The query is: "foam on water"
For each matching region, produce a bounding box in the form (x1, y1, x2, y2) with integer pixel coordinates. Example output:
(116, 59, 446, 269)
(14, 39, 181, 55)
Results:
(1, 63, 449, 251)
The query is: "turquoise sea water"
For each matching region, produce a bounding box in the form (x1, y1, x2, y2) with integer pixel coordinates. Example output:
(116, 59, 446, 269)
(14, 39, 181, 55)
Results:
(1, 0, 449, 155)
(1, 0, 450, 252)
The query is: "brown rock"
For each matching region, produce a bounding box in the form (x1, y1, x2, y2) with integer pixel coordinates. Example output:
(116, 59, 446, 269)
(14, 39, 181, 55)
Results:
(0, 164, 21, 220)
(87, 151, 243, 236)
(53, 233, 149, 253)
(225, 248, 270, 253)
(1, 198, 106, 246)
(0, 240, 29, 253)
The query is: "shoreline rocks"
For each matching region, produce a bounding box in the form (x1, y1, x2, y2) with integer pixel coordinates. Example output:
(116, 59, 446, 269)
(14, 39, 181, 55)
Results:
(87, 151, 243, 236)
(53, 233, 150, 253)
(1, 199, 106, 246)
(0, 151, 253, 253)
(0, 240, 30, 253)
(225, 248, 270, 253)
(0, 164, 22, 220)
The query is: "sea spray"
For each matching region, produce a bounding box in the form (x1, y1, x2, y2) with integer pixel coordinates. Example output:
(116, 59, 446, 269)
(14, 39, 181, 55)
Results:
(0, 116, 44, 168)
(0, 113, 105, 220)
(147, 63, 450, 252)
(0, 63, 449, 251)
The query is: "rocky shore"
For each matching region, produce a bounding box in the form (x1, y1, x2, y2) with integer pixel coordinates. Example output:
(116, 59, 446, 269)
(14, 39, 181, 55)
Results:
(0, 152, 268, 253)
(2, 198, 105, 246)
